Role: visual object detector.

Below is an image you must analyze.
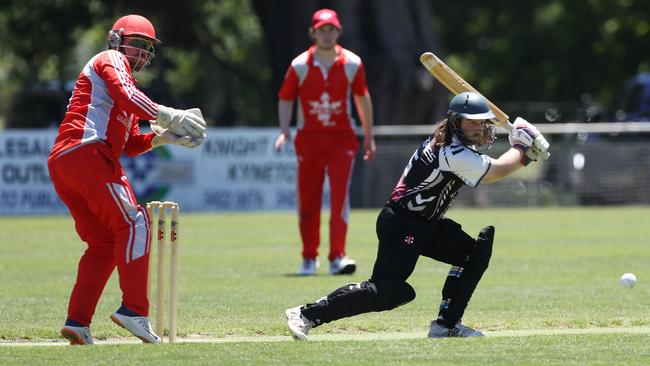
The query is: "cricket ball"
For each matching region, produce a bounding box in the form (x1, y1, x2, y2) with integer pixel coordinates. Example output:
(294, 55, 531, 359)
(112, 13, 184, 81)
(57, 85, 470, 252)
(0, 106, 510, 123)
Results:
(620, 273, 637, 289)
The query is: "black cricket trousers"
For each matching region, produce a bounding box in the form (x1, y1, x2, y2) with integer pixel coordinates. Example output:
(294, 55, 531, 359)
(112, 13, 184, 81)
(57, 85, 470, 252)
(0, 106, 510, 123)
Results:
(301, 204, 494, 328)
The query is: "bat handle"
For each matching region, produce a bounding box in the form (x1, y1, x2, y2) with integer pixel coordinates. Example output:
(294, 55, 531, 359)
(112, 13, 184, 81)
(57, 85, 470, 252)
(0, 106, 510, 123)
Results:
(503, 120, 514, 132)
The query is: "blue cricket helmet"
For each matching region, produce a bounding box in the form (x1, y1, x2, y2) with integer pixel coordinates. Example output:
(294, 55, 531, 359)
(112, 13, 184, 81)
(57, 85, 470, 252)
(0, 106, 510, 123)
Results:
(448, 92, 496, 120)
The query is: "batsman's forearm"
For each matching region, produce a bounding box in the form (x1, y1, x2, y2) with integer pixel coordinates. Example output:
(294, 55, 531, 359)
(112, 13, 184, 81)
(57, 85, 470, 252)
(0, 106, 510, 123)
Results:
(278, 99, 294, 134)
(483, 148, 524, 184)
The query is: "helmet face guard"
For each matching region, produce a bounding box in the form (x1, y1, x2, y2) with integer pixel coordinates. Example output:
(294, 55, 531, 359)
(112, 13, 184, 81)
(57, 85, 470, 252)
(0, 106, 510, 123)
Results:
(120, 37, 156, 72)
(447, 114, 496, 148)
(447, 92, 497, 148)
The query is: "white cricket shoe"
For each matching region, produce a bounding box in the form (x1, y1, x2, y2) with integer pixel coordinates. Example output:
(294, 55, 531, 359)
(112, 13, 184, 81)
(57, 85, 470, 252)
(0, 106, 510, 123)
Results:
(330, 256, 356, 275)
(111, 312, 161, 344)
(60, 325, 94, 345)
(285, 306, 313, 341)
(298, 259, 319, 276)
(428, 321, 485, 338)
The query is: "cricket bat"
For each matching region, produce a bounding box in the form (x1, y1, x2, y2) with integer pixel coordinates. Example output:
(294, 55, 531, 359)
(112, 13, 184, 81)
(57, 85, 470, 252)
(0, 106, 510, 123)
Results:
(420, 52, 550, 159)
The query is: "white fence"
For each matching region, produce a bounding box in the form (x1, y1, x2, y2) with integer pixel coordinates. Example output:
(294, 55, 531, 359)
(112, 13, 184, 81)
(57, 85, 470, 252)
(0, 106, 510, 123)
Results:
(358, 122, 650, 207)
(1, 123, 649, 215)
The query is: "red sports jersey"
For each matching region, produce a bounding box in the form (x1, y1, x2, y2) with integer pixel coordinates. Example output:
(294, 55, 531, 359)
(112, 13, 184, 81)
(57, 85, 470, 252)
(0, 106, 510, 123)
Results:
(50, 49, 157, 160)
(278, 45, 368, 133)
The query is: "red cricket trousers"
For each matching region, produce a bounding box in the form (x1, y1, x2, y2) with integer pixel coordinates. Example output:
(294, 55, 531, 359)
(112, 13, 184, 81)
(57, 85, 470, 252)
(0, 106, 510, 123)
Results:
(294, 131, 359, 261)
(48, 143, 151, 326)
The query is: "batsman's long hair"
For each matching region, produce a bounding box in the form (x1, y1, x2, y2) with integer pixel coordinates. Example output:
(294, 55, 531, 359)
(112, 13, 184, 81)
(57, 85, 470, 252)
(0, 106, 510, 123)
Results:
(433, 118, 454, 147)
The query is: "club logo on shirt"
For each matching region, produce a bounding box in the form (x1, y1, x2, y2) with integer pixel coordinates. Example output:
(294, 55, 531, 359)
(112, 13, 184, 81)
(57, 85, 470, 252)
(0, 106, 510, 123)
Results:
(309, 92, 342, 127)
(422, 145, 435, 164)
(116, 113, 133, 129)
(404, 234, 415, 245)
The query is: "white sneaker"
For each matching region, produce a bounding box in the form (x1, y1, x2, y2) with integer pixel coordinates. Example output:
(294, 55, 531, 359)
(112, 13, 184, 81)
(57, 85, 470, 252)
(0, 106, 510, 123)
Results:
(298, 259, 319, 276)
(60, 325, 94, 345)
(428, 321, 485, 338)
(330, 256, 356, 275)
(285, 306, 313, 341)
(111, 312, 161, 344)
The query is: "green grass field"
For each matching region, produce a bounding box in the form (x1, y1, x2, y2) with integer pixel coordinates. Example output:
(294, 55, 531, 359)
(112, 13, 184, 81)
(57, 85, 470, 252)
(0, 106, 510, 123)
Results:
(1, 207, 649, 365)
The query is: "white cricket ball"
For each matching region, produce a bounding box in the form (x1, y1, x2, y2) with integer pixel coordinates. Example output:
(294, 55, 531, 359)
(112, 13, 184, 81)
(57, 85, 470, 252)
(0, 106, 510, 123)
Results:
(620, 273, 637, 289)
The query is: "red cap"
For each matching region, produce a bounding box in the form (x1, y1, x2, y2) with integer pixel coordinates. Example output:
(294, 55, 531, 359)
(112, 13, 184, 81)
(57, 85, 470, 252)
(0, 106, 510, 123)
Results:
(111, 14, 160, 43)
(311, 9, 342, 29)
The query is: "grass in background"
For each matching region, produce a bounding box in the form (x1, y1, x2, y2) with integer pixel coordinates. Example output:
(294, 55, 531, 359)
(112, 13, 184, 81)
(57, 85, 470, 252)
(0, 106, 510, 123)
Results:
(1, 207, 649, 365)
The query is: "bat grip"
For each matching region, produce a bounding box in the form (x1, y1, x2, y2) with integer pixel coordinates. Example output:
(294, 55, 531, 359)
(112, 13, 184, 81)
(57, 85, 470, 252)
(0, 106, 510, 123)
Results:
(503, 121, 514, 132)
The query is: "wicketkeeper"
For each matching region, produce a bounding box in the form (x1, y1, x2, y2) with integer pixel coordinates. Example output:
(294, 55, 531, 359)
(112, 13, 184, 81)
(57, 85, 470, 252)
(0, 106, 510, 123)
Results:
(48, 14, 206, 345)
(286, 91, 549, 339)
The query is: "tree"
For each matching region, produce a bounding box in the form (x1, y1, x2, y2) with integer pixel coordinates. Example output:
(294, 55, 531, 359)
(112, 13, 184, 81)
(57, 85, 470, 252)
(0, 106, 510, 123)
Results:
(1, 1, 649, 127)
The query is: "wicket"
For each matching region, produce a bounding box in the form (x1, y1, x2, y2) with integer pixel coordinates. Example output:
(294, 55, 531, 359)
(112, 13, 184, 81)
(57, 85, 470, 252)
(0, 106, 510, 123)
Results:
(145, 201, 180, 343)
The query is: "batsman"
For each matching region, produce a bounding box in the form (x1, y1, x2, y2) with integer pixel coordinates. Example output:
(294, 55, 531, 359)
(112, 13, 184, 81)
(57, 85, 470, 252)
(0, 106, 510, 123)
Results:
(286, 91, 550, 339)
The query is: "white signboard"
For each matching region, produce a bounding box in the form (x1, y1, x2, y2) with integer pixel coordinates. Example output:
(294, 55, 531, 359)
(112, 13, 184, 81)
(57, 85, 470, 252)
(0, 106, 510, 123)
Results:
(0, 128, 330, 215)
(0, 129, 66, 214)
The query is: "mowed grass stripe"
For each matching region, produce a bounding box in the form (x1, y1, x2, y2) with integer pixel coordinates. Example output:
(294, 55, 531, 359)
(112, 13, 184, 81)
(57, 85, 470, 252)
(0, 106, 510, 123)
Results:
(3, 326, 650, 347)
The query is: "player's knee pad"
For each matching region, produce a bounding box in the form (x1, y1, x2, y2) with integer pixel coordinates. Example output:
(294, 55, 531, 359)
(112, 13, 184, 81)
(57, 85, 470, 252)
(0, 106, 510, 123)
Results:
(364, 280, 416, 311)
(471, 225, 494, 272)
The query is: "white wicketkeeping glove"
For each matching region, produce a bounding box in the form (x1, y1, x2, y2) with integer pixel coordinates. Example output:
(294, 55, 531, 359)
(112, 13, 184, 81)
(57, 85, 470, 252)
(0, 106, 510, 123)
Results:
(155, 105, 207, 138)
(151, 124, 206, 149)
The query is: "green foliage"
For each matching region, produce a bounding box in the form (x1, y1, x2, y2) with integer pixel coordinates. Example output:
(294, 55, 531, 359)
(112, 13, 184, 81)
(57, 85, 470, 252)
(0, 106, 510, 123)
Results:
(0, 1, 648, 125)
(0, 0, 272, 126)
(432, 0, 650, 105)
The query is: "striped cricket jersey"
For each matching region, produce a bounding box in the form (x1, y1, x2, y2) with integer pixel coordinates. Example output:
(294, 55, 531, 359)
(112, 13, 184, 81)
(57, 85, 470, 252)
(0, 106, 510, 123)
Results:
(389, 134, 492, 221)
(50, 49, 157, 160)
(278, 45, 368, 133)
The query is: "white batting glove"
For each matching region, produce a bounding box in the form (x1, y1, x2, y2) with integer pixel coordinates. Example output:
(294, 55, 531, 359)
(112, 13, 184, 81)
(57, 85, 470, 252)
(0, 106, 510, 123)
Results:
(155, 105, 207, 138)
(513, 117, 550, 154)
(512, 117, 539, 135)
(520, 145, 541, 166)
(151, 124, 206, 149)
(508, 126, 536, 152)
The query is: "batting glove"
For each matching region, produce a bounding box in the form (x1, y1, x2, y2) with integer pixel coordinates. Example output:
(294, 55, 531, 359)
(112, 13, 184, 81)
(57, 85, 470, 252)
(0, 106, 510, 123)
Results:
(520, 145, 543, 166)
(155, 105, 207, 138)
(508, 125, 537, 152)
(513, 117, 550, 159)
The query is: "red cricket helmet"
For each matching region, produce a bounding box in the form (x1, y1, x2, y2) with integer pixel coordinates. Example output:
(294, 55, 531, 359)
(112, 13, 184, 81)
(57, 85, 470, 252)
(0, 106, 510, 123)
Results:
(108, 14, 159, 72)
(110, 14, 160, 43)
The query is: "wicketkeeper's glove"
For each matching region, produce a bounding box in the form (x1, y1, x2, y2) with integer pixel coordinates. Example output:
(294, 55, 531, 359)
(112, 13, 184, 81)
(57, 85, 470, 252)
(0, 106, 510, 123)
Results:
(154, 105, 207, 138)
(151, 124, 205, 148)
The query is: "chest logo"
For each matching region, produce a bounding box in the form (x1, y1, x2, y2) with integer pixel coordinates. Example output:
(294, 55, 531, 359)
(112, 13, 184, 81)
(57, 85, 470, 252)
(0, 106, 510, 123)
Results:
(309, 92, 342, 127)
(404, 234, 415, 245)
(116, 113, 133, 129)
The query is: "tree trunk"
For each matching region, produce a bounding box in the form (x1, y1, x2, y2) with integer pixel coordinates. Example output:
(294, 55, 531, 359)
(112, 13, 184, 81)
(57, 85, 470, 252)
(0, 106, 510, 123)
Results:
(251, 0, 449, 125)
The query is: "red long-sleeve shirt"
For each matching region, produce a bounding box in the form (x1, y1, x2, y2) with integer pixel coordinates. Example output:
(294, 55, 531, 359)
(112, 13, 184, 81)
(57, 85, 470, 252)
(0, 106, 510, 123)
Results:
(278, 45, 368, 133)
(50, 50, 158, 160)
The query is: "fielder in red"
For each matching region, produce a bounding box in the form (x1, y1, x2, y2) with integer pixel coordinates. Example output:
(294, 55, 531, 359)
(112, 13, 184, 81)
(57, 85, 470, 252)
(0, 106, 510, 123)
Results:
(48, 14, 206, 345)
(274, 9, 375, 276)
